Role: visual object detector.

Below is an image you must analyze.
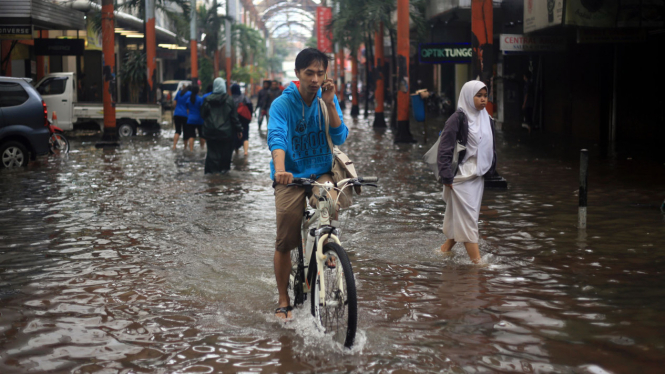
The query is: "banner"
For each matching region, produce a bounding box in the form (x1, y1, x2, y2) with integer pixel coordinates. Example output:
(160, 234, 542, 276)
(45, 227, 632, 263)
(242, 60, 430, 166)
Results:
(524, 0, 564, 33)
(316, 7, 333, 53)
(86, 18, 102, 51)
(472, 0, 493, 90)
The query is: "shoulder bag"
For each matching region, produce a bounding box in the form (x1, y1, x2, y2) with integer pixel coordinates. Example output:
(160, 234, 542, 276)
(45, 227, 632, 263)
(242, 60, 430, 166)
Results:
(319, 97, 360, 208)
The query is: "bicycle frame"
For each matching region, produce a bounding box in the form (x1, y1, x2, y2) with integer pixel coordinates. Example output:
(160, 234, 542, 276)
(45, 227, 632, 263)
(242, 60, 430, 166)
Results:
(297, 180, 353, 309)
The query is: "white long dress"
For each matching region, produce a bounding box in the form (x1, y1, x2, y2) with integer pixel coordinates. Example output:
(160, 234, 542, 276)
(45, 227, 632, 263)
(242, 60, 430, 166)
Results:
(442, 80, 493, 244)
(442, 156, 484, 243)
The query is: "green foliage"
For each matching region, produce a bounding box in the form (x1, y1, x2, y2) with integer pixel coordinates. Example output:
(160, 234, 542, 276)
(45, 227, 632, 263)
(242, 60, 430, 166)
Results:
(306, 35, 317, 49)
(231, 66, 262, 84)
(233, 24, 266, 66)
(119, 50, 146, 103)
(197, 0, 223, 57)
(199, 56, 214, 92)
(328, 0, 428, 55)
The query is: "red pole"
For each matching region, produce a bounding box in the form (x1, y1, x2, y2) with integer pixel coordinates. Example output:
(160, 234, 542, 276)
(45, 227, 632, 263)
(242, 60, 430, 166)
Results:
(190, 4, 198, 83)
(98, 0, 118, 145)
(338, 46, 345, 109)
(395, 0, 414, 143)
(350, 55, 359, 116)
(145, 0, 156, 103)
(373, 23, 386, 127)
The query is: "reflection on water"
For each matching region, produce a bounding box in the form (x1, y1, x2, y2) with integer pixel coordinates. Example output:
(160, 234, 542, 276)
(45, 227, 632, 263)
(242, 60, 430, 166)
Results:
(1, 113, 664, 373)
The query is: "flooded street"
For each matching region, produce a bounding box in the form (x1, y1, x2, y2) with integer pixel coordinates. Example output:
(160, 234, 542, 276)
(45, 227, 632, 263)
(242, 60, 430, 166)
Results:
(1, 110, 664, 373)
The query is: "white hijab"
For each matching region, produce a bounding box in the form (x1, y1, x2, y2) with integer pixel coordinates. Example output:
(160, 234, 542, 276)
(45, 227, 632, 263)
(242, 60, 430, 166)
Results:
(457, 80, 493, 176)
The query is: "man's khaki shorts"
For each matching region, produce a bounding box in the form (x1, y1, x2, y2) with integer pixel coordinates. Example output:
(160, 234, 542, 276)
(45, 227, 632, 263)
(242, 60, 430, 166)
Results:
(274, 174, 338, 253)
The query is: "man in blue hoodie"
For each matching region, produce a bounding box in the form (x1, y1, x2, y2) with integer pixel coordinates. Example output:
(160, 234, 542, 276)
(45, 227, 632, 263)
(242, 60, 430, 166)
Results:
(268, 48, 348, 320)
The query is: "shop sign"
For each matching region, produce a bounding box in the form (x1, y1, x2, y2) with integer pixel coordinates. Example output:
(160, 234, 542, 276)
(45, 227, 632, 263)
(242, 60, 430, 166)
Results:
(35, 39, 85, 56)
(500, 34, 566, 52)
(524, 0, 564, 33)
(418, 43, 472, 64)
(316, 7, 333, 53)
(0, 25, 33, 40)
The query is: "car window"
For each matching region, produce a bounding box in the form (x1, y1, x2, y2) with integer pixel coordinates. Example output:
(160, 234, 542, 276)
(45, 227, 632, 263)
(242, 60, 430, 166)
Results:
(161, 83, 178, 91)
(0, 82, 30, 107)
(36, 77, 69, 96)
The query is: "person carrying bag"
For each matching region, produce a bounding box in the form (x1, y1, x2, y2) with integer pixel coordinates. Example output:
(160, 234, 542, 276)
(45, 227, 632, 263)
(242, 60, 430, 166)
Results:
(200, 78, 243, 174)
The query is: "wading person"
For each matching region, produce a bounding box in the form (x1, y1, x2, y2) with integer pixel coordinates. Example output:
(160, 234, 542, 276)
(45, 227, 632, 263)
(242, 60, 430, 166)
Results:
(172, 85, 190, 150)
(265, 80, 282, 126)
(185, 85, 206, 151)
(201, 78, 242, 174)
(438, 80, 497, 263)
(230, 83, 253, 157)
(268, 48, 347, 320)
(256, 80, 271, 129)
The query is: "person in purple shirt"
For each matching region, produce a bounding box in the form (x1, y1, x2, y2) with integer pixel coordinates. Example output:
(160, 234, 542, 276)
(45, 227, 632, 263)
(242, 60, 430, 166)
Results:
(185, 85, 205, 151)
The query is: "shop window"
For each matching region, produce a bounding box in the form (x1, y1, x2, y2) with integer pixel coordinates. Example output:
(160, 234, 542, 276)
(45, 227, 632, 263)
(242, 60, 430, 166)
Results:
(0, 82, 29, 107)
(36, 77, 69, 96)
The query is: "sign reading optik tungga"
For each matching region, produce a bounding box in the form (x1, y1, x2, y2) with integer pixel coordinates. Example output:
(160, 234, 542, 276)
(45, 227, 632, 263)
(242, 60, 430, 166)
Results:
(418, 43, 472, 64)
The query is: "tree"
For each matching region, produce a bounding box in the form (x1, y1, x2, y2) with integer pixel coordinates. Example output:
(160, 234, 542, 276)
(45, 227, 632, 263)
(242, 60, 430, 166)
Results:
(119, 50, 146, 103)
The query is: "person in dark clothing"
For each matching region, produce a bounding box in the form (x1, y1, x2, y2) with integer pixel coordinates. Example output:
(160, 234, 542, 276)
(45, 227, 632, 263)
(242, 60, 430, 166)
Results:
(200, 78, 243, 174)
(231, 83, 253, 156)
(265, 80, 282, 126)
(256, 80, 271, 129)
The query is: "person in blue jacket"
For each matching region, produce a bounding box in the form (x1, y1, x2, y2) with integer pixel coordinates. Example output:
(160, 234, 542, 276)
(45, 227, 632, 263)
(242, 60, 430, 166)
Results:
(172, 85, 190, 150)
(267, 48, 348, 320)
(185, 85, 205, 151)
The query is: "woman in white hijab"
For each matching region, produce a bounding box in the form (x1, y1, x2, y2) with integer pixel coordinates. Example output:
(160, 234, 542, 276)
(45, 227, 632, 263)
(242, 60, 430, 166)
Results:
(436, 80, 496, 263)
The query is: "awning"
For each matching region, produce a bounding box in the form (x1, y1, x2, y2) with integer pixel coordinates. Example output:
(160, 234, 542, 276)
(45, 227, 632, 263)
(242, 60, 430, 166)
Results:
(69, 1, 178, 44)
(0, 0, 86, 31)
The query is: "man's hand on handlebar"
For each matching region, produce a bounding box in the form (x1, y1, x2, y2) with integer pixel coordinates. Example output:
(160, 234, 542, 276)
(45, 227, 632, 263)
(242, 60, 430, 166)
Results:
(275, 171, 293, 185)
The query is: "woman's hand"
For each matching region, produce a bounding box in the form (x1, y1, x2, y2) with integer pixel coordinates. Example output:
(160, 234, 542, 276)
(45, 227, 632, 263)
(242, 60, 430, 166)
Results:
(321, 78, 336, 105)
(237, 132, 243, 139)
(444, 183, 453, 190)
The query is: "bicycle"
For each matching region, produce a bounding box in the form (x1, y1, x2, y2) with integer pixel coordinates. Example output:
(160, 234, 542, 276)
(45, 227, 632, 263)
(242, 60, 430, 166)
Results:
(286, 175, 378, 348)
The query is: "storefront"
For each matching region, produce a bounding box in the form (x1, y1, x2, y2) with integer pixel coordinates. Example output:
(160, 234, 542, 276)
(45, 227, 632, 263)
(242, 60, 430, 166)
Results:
(0, 0, 85, 79)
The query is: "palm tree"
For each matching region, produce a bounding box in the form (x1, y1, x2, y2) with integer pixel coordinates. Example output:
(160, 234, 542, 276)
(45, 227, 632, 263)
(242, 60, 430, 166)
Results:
(232, 24, 266, 67)
(329, 0, 427, 123)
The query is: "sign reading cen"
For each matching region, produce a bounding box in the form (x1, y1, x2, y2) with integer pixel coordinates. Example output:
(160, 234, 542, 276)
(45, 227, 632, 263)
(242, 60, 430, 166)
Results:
(317, 7, 333, 53)
(418, 43, 472, 64)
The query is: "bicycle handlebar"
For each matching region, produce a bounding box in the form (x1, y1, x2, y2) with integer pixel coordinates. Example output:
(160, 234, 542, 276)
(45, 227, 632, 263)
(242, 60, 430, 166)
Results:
(287, 176, 379, 188)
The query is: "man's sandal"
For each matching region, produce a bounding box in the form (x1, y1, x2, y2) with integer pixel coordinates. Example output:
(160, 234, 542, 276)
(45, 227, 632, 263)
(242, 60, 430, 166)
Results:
(274, 305, 293, 320)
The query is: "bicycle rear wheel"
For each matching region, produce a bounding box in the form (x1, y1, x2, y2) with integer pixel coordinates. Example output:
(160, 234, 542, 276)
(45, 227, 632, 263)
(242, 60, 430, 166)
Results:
(289, 244, 305, 307)
(311, 242, 357, 348)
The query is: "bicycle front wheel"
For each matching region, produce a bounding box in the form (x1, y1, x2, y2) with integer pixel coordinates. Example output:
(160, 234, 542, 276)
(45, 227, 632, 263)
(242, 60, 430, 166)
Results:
(311, 242, 357, 348)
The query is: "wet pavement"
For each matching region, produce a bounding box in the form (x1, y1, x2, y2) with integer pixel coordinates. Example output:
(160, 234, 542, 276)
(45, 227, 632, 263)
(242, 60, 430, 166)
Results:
(1, 109, 664, 373)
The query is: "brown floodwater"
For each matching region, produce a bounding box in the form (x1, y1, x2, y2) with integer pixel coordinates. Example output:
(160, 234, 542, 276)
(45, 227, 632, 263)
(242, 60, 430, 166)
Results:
(1, 110, 664, 373)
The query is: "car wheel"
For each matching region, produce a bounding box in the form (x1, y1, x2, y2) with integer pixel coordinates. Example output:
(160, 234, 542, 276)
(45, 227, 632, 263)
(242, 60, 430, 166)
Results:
(118, 121, 135, 137)
(0, 141, 29, 168)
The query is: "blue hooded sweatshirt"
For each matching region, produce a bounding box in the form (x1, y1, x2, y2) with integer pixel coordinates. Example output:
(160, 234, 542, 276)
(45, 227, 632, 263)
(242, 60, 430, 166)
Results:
(267, 82, 348, 180)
